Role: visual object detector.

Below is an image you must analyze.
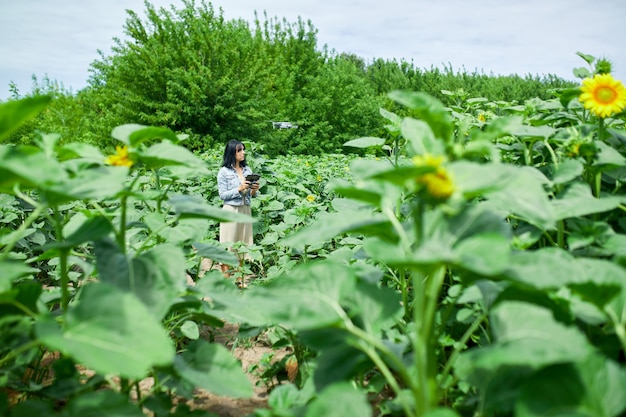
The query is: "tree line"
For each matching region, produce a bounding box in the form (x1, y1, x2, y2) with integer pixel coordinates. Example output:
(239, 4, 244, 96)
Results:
(5, 0, 576, 156)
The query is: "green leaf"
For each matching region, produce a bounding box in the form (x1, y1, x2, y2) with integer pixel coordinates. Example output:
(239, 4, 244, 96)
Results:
(473, 116, 523, 142)
(483, 166, 556, 230)
(168, 194, 256, 223)
(388, 90, 453, 142)
(50, 215, 113, 250)
(0, 144, 68, 193)
(140, 141, 208, 172)
(45, 165, 130, 204)
(203, 262, 355, 330)
(552, 182, 622, 220)
(343, 136, 385, 148)
(36, 283, 174, 379)
(0, 281, 42, 317)
(62, 390, 145, 417)
(549, 159, 584, 185)
(455, 301, 595, 385)
(449, 161, 511, 198)
(512, 125, 556, 140)
(559, 88, 583, 109)
(0, 261, 38, 291)
(111, 124, 179, 147)
(282, 210, 389, 249)
(345, 280, 403, 334)
(94, 239, 187, 319)
(572, 258, 626, 309)
(180, 320, 200, 340)
(504, 248, 583, 289)
(304, 382, 372, 417)
(516, 354, 626, 417)
(267, 382, 316, 411)
(576, 51, 596, 65)
(593, 141, 626, 167)
(194, 241, 239, 266)
(173, 340, 253, 398)
(0, 96, 52, 142)
(401, 118, 445, 157)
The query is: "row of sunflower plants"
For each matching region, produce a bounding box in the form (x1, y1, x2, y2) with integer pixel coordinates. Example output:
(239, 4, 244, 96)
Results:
(0, 92, 364, 416)
(2, 51, 626, 417)
(195, 54, 626, 416)
(0, 98, 276, 416)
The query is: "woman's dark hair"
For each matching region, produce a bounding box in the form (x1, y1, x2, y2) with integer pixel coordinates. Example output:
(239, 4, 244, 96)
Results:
(221, 140, 247, 168)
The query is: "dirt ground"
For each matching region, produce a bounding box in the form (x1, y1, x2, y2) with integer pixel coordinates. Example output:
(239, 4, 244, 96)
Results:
(181, 260, 289, 417)
(181, 321, 290, 417)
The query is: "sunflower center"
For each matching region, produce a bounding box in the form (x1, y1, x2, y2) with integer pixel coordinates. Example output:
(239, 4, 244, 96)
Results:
(596, 86, 617, 104)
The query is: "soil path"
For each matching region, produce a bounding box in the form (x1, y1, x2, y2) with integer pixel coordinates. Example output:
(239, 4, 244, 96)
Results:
(181, 260, 289, 417)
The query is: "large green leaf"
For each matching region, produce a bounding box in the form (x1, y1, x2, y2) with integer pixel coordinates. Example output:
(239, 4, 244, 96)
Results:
(282, 210, 389, 249)
(0, 144, 68, 193)
(199, 261, 356, 330)
(388, 90, 453, 142)
(449, 161, 511, 198)
(570, 258, 625, 308)
(60, 390, 145, 417)
(549, 159, 584, 185)
(304, 382, 372, 417)
(593, 140, 626, 167)
(36, 283, 174, 379)
(140, 141, 208, 172)
(0, 260, 38, 291)
(552, 182, 622, 220)
(511, 124, 556, 139)
(342, 136, 385, 149)
(173, 340, 253, 398)
(0, 96, 52, 142)
(94, 240, 187, 319)
(111, 124, 179, 147)
(363, 204, 511, 276)
(47, 214, 113, 250)
(168, 194, 256, 223)
(504, 248, 583, 289)
(401, 118, 444, 157)
(345, 280, 403, 335)
(41, 165, 130, 205)
(516, 354, 626, 417)
(193, 241, 239, 266)
(0, 281, 42, 317)
(455, 301, 595, 385)
(483, 165, 556, 230)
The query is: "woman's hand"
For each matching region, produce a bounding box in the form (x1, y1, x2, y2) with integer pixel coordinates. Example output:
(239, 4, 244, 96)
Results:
(250, 181, 260, 195)
(238, 181, 250, 192)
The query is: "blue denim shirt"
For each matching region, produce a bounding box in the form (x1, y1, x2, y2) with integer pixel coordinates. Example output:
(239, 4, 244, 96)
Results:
(217, 165, 256, 206)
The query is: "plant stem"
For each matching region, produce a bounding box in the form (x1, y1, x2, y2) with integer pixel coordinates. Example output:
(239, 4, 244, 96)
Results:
(440, 311, 487, 389)
(605, 307, 626, 355)
(556, 220, 565, 249)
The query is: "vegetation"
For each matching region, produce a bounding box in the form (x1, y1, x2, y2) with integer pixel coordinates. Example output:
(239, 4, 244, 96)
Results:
(2, 0, 624, 415)
(4, 0, 575, 156)
(2, 48, 626, 416)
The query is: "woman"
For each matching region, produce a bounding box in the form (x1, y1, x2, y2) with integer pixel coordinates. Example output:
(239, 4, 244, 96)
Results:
(217, 140, 260, 284)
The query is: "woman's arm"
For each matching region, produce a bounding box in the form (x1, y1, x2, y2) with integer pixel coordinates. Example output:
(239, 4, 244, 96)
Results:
(217, 168, 243, 201)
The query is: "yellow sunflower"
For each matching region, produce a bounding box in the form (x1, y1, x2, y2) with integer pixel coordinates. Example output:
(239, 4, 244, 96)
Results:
(579, 74, 626, 118)
(306, 194, 316, 202)
(105, 145, 134, 167)
(412, 153, 455, 200)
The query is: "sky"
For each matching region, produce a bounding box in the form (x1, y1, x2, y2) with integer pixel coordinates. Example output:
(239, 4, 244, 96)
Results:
(1, 0, 625, 100)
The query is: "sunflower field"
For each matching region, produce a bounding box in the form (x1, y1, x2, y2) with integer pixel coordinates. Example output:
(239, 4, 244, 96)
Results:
(1, 53, 626, 417)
